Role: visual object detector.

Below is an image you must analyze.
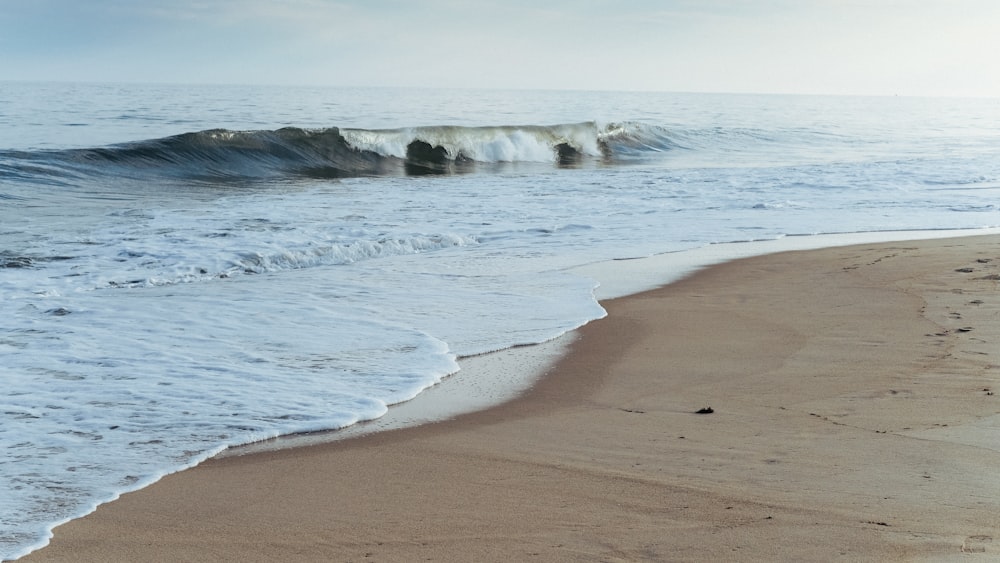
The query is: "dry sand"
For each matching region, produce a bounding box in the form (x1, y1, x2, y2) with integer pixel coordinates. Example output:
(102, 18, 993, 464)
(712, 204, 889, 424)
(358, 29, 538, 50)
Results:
(22, 235, 1000, 562)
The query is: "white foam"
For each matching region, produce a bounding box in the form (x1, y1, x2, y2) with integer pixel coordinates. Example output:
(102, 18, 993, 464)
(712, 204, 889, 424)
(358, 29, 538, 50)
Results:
(338, 123, 610, 163)
(226, 227, 1000, 457)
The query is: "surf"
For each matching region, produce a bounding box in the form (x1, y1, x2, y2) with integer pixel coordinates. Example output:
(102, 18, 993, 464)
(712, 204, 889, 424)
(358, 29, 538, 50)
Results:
(0, 122, 675, 184)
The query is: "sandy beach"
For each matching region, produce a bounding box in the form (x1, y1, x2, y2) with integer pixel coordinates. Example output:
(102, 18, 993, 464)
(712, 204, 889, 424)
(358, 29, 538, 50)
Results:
(22, 235, 1000, 562)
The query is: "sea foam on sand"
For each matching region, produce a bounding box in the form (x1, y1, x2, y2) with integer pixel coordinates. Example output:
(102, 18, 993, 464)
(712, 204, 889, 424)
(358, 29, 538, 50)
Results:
(226, 227, 1000, 456)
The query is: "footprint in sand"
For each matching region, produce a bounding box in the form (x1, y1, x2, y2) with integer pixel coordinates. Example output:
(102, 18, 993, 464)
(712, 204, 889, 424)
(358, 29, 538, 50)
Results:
(962, 535, 993, 553)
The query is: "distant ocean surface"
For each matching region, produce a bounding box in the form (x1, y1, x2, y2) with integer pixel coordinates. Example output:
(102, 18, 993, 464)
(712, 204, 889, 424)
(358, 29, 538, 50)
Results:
(2, 82, 999, 559)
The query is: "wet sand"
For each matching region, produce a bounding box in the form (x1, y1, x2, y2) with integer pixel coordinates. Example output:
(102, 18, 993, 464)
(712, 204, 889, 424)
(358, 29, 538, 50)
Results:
(23, 235, 1000, 562)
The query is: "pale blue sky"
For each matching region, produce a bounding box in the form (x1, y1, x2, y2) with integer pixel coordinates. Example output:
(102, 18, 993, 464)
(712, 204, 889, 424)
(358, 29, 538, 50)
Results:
(2, 0, 998, 97)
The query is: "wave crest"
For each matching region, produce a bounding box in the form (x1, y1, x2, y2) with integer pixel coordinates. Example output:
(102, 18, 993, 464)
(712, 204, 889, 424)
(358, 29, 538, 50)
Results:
(1, 122, 675, 183)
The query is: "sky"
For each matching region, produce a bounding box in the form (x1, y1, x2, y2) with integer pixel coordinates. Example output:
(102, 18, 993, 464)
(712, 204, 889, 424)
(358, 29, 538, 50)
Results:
(1, 0, 999, 97)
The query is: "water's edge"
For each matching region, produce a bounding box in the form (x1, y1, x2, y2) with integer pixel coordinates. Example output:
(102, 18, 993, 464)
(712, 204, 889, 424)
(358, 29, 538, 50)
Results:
(220, 337, 576, 456)
(221, 227, 1000, 458)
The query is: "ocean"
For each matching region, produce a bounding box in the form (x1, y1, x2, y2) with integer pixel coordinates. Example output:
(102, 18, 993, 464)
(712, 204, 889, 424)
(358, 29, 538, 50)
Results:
(1, 82, 999, 559)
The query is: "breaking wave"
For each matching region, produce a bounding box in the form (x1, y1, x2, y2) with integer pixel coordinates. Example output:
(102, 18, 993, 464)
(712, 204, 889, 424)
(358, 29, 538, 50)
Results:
(0, 122, 676, 183)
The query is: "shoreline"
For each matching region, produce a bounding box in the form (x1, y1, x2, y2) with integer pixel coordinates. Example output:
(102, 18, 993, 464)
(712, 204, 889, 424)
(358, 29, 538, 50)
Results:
(229, 228, 998, 456)
(21, 231, 1000, 561)
(221, 336, 576, 456)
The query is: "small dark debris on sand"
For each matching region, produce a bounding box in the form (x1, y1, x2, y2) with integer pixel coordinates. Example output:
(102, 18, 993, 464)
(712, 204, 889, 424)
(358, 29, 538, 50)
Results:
(695, 407, 714, 414)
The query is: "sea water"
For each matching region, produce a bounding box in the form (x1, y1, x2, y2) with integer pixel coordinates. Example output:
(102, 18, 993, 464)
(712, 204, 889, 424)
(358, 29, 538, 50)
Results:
(1, 83, 999, 559)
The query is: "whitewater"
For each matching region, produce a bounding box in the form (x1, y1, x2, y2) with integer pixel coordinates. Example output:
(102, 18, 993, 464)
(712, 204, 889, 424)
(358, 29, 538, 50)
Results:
(2, 83, 999, 559)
